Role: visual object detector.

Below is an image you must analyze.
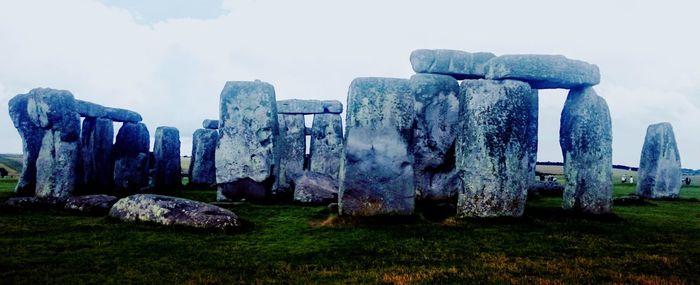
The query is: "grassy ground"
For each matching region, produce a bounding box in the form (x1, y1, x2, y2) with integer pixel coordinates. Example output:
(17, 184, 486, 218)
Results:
(0, 180, 698, 284)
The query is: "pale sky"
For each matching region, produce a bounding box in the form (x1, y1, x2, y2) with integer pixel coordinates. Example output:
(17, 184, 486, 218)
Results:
(1, 0, 698, 168)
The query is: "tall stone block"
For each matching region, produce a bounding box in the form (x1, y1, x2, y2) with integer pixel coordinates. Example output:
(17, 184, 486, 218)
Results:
(309, 113, 343, 179)
(189, 128, 217, 187)
(80, 117, 114, 193)
(410, 74, 461, 202)
(277, 114, 306, 193)
(8, 94, 43, 196)
(339, 77, 415, 216)
(456, 80, 537, 217)
(216, 80, 280, 201)
(560, 87, 612, 214)
(636, 123, 682, 199)
(113, 122, 150, 194)
(154, 126, 182, 190)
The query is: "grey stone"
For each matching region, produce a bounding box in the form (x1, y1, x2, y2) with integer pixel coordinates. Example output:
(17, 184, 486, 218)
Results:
(79, 117, 114, 193)
(108, 194, 242, 231)
(65, 194, 119, 215)
(304, 127, 312, 136)
(215, 80, 280, 201)
(484, 54, 600, 89)
(188, 129, 217, 187)
(528, 181, 564, 197)
(277, 99, 343, 114)
(277, 114, 306, 193)
(560, 87, 613, 214)
(410, 49, 496, 79)
(339, 77, 415, 216)
(293, 171, 339, 204)
(409, 74, 461, 202)
(309, 113, 343, 179)
(7, 94, 43, 196)
(3, 196, 66, 209)
(113, 122, 150, 194)
(636, 123, 682, 199)
(153, 126, 182, 190)
(202, 119, 219, 129)
(456, 79, 537, 217)
(75, 99, 142, 122)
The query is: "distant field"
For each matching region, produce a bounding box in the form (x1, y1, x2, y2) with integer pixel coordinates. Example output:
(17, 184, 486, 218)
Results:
(537, 164, 700, 186)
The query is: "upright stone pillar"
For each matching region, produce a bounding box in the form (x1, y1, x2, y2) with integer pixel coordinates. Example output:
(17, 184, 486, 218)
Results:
(7, 94, 43, 196)
(309, 113, 343, 179)
(339, 77, 415, 216)
(636, 122, 682, 199)
(188, 128, 217, 187)
(113, 122, 150, 194)
(80, 117, 114, 193)
(277, 114, 306, 194)
(560, 87, 612, 214)
(154, 126, 182, 190)
(215, 80, 280, 201)
(456, 80, 537, 217)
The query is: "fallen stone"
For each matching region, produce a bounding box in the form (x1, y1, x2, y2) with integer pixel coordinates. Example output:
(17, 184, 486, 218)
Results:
(108, 194, 242, 231)
(410, 49, 496, 79)
(202, 119, 219, 129)
(339, 77, 415, 216)
(484, 54, 600, 89)
(277, 99, 343, 114)
(8, 94, 43, 196)
(528, 181, 564, 197)
(3, 196, 66, 209)
(560, 87, 613, 214)
(456, 79, 538, 217)
(65, 194, 119, 215)
(410, 74, 461, 202)
(153, 126, 182, 190)
(293, 172, 339, 204)
(636, 122, 682, 199)
(309, 113, 343, 179)
(113, 122, 150, 194)
(613, 195, 649, 206)
(277, 114, 306, 194)
(75, 99, 142, 122)
(188, 129, 218, 187)
(79, 117, 114, 193)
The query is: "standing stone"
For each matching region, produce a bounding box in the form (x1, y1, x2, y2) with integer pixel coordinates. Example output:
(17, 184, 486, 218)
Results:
(410, 74, 461, 202)
(154, 126, 182, 190)
(309, 113, 343, 179)
(636, 123, 682, 199)
(216, 80, 280, 201)
(202, 119, 219, 130)
(456, 80, 537, 217)
(277, 114, 306, 194)
(527, 91, 540, 188)
(8, 94, 43, 196)
(560, 87, 613, 214)
(113, 122, 150, 194)
(26, 88, 81, 199)
(410, 49, 496, 79)
(79, 117, 114, 193)
(484, 54, 600, 89)
(188, 128, 217, 187)
(339, 77, 415, 216)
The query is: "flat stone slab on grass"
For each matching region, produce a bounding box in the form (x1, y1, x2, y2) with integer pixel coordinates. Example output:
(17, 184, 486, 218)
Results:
(485, 54, 600, 89)
(65, 195, 119, 215)
(410, 49, 496, 79)
(108, 194, 242, 231)
(293, 172, 338, 204)
(277, 99, 343, 114)
(3, 196, 66, 209)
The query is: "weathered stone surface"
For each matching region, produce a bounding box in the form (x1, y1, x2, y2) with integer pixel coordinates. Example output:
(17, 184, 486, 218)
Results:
(339, 77, 415, 216)
(8, 94, 43, 196)
(2, 196, 66, 209)
(113, 122, 150, 194)
(484, 54, 600, 89)
(215, 80, 280, 201)
(410, 74, 461, 202)
(75, 99, 142, 122)
(528, 181, 564, 197)
(154, 126, 181, 190)
(310, 113, 343, 179)
(277, 114, 306, 193)
(79, 117, 114, 193)
(202, 119, 219, 129)
(293, 172, 338, 204)
(636, 123, 682, 199)
(188, 129, 217, 187)
(456, 79, 537, 218)
(65, 194, 119, 215)
(560, 87, 613, 214)
(108, 194, 242, 231)
(277, 99, 343, 114)
(410, 49, 496, 79)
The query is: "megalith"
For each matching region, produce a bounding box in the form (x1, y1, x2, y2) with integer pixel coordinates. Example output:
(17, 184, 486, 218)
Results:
(215, 80, 280, 201)
(410, 49, 496, 79)
(309, 113, 343, 179)
(339, 77, 415, 216)
(113, 122, 150, 194)
(560, 87, 613, 214)
(188, 128, 217, 187)
(277, 114, 306, 194)
(409, 74, 461, 202)
(154, 126, 181, 190)
(456, 80, 537, 217)
(79, 117, 114, 193)
(7, 94, 43, 196)
(636, 122, 682, 199)
(202, 119, 219, 130)
(484, 54, 600, 89)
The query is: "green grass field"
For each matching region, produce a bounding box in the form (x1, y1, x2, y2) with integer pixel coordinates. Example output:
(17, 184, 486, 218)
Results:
(0, 179, 698, 284)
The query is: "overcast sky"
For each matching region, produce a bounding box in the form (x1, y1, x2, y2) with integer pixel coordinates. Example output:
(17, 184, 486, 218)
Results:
(1, 0, 698, 168)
